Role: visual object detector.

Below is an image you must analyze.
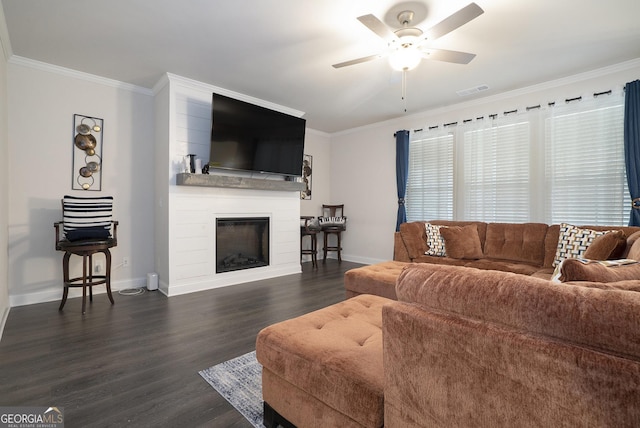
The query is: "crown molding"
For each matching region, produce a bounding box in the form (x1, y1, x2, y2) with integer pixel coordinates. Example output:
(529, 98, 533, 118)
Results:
(333, 58, 640, 137)
(160, 72, 305, 118)
(305, 128, 331, 139)
(8, 55, 154, 96)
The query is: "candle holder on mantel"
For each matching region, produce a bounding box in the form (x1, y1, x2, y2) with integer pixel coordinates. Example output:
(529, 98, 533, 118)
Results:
(72, 114, 104, 191)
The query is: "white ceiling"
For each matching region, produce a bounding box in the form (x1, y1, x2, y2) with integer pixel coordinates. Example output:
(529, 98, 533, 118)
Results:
(2, 0, 640, 133)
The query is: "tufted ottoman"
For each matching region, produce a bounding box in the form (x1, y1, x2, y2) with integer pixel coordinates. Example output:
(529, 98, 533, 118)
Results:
(344, 261, 409, 300)
(256, 294, 391, 428)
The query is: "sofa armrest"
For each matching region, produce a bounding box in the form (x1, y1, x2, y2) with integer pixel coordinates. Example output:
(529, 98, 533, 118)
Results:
(383, 300, 640, 427)
(393, 232, 411, 262)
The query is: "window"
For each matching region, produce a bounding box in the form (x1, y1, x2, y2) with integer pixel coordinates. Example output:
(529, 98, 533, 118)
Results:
(406, 131, 453, 220)
(461, 120, 530, 222)
(406, 93, 628, 225)
(545, 99, 628, 225)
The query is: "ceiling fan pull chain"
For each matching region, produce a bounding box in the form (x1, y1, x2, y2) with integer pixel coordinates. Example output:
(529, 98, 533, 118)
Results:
(402, 69, 408, 113)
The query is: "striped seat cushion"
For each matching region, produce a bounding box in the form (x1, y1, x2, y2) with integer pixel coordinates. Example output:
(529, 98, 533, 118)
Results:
(62, 195, 113, 241)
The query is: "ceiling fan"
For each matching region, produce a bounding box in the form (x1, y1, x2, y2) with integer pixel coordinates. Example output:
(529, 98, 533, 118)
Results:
(333, 2, 484, 71)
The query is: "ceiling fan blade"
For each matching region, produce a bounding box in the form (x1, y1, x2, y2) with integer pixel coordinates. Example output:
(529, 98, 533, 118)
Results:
(424, 2, 484, 41)
(421, 48, 477, 64)
(332, 53, 385, 69)
(357, 14, 398, 43)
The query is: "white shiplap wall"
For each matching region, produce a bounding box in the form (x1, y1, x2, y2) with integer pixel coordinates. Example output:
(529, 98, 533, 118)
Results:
(159, 74, 302, 296)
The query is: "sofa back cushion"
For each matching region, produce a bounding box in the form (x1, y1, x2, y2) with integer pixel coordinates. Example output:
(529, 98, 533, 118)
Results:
(396, 263, 640, 359)
(483, 223, 548, 266)
(398, 222, 430, 259)
(439, 224, 483, 259)
(583, 230, 627, 260)
(398, 221, 487, 260)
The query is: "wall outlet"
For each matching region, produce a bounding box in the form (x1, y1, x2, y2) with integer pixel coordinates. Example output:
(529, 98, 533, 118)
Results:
(94, 260, 104, 274)
(123, 257, 129, 267)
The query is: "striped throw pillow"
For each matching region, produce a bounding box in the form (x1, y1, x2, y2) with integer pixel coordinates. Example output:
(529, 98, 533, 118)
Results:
(318, 216, 346, 227)
(62, 195, 113, 241)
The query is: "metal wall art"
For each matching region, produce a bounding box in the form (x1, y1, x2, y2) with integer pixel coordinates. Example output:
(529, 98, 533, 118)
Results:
(72, 114, 103, 190)
(301, 154, 312, 200)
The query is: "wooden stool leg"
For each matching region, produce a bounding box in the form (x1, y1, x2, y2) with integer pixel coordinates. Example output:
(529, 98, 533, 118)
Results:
(311, 234, 317, 268)
(88, 254, 94, 302)
(82, 254, 88, 314)
(337, 231, 342, 263)
(105, 249, 114, 305)
(323, 232, 328, 263)
(59, 252, 72, 311)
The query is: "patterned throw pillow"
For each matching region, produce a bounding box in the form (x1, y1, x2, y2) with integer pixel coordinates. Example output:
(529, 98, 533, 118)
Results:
(425, 223, 447, 256)
(553, 223, 608, 267)
(63, 195, 113, 241)
(318, 216, 346, 227)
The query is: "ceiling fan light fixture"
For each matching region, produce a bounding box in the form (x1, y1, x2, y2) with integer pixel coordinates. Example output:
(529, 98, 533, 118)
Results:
(389, 45, 422, 71)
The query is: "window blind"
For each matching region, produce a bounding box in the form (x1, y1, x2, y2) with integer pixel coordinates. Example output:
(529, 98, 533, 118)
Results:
(545, 99, 628, 225)
(405, 92, 628, 226)
(462, 120, 530, 222)
(406, 132, 454, 221)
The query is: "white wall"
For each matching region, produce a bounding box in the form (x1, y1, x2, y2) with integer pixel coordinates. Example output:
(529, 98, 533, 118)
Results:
(7, 58, 156, 306)
(331, 59, 640, 265)
(300, 128, 331, 217)
(0, 8, 10, 334)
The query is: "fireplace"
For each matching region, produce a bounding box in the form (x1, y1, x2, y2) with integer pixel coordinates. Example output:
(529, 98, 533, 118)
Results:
(216, 217, 270, 273)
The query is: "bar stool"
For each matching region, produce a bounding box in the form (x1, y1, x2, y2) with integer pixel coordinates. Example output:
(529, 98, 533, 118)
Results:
(319, 204, 347, 263)
(300, 216, 320, 268)
(54, 196, 118, 314)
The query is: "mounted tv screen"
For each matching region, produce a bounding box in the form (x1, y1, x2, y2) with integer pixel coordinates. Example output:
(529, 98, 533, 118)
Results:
(209, 93, 306, 177)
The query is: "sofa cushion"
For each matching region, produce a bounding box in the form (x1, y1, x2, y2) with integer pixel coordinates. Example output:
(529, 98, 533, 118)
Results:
(464, 259, 541, 276)
(398, 222, 430, 259)
(483, 223, 548, 266)
(558, 258, 640, 282)
(440, 224, 483, 259)
(531, 267, 555, 280)
(553, 224, 609, 267)
(583, 230, 627, 260)
(256, 295, 387, 428)
(543, 224, 561, 268)
(344, 261, 408, 300)
(628, 237, 640, 261)
(424, 223, 447, 256)
(623, 230, 640, 258)
(411, 255, 469, 266)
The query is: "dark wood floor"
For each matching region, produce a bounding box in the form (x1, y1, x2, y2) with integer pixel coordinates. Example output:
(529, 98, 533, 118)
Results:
(0, 260, 363, 428)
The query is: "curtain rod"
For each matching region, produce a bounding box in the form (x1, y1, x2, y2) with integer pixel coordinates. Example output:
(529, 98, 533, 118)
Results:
(413, 86, 620, 133)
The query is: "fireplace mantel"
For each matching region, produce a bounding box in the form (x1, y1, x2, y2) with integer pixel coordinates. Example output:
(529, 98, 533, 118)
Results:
(176, 173, 306, 192)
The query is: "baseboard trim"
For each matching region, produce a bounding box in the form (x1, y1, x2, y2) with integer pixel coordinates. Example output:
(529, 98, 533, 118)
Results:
(9, 277, 146, 307)
(163, 265, 301, 297)
(0, 305, 10, 342)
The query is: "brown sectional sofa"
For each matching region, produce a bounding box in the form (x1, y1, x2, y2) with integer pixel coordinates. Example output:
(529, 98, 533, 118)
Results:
(257, 221, 640, 427)
(395, 220, 640, 279)
(345, 220, 640, 300)
(258, 261, 640, 427)
(384, 263, 640, 426)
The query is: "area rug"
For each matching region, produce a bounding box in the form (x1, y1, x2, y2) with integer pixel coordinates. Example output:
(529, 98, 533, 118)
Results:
(199, 351, 263, 428)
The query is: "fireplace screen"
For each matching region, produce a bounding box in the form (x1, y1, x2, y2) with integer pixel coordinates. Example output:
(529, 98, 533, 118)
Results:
(216, 217, 270, 273)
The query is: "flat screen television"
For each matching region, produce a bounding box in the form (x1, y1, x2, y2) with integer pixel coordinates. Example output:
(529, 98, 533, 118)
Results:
(209, 93, 306, 177)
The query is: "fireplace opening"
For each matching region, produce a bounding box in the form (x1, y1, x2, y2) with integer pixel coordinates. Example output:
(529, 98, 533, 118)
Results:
(216, 217, 269, 273)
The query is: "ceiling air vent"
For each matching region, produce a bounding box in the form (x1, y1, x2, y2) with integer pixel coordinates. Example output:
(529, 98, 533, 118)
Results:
(457, 84, 490, 97)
